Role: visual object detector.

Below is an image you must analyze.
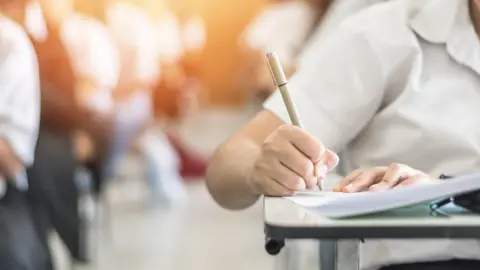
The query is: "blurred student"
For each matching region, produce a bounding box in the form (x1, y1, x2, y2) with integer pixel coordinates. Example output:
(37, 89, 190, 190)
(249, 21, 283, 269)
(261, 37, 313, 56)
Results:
(154, 0, 208, 179)
(238, 0, 331, 101)
(34, 0, 120, 230)
(74, 0, 188, 204)
(58, 0, 120, 159)
(2, 0, 113, 264)
(0, 7, 43, 270)
(207, 0, 480, 269)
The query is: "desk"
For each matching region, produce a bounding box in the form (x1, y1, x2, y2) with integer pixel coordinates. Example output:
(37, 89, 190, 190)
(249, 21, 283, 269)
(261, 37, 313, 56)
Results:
(263, 197, 480, 270)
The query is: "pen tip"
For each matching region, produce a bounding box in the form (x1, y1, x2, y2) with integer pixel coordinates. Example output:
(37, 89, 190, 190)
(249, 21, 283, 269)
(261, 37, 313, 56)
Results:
(266, 52, 274, 60)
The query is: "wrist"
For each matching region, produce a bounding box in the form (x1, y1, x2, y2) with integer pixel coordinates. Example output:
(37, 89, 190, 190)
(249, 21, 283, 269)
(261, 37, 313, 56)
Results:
(246, 173, 261, 196)
(245, 160, 263, 197)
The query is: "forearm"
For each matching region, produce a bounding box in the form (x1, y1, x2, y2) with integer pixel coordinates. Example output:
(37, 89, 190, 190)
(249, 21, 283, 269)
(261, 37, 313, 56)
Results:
(206, 137, 262, 210)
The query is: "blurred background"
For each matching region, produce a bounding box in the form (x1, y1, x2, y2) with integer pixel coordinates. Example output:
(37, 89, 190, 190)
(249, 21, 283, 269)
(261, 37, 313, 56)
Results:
(0, 0, 331, 269)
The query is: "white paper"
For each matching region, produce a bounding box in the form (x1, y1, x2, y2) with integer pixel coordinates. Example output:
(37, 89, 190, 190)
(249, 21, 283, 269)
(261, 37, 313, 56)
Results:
(285, 191, 347, 207)
(284, 174, 480, 218)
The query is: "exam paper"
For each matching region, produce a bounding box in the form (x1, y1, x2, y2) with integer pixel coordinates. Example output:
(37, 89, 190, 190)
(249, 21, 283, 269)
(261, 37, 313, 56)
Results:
(284, 174, 480, 218)
(286, 191, 346, 207)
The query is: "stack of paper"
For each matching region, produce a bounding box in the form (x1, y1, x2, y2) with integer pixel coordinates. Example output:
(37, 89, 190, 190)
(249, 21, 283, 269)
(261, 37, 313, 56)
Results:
(285, 174, 480, 218)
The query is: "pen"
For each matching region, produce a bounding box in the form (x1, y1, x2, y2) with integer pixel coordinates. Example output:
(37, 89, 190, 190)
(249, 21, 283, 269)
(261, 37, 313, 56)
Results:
(266, 52, 323, 192)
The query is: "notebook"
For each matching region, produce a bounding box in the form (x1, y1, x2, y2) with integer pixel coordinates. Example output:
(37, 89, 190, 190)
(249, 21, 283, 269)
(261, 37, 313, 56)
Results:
(284, 173, 480, 218)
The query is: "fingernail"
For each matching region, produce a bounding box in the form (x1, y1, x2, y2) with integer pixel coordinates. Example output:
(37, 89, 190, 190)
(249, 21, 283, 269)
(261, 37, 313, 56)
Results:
(373, 184, 388, 191)
(307, 177, 318, 190)
(315, 164, 328, 178)
(299, 181, 306, 190)
(344, 184, 354, 192)
(318, 180, 325, 191)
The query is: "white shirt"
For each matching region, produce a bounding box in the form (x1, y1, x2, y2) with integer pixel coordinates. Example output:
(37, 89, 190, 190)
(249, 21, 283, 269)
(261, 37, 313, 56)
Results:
(264, 0, 480, 269)
(300, 0, 388, 60)
(107, 2, 160, 89)
(0, 16, 41, 194)
(243, 1, 316, 66)
(156, 12, 206, 64)
(24, 0, 48, 42)
(181, 15, 206, 52)
(156, 12, 184, 63)
(61, 13, 120, 113)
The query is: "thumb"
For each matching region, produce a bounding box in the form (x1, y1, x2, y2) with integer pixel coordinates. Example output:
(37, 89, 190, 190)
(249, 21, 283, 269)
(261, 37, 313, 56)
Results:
(314, 150, 340, 178)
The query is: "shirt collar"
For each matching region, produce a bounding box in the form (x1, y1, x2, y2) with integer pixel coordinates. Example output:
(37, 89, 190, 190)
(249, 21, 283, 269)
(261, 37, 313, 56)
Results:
(408, 0, 462, 44)
(409, 0, 480, 75)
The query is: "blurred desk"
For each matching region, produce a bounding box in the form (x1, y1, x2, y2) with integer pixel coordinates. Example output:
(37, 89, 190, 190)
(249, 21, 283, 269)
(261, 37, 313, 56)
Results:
(263, 197, 480, 270)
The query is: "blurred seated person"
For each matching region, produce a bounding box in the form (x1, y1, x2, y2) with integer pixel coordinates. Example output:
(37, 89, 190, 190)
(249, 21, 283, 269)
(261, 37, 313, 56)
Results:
(154, 0, 208, 179)
(45, 0, 120, 163)
(0, 9, 44, 270)
(73, 0, 188, 204)
(238, 0, 331, 101)
(38, 0, 120, 216)
(4, 0, 114, 263)
(71, 0, 154, 182)
(207, 0, 480, 269)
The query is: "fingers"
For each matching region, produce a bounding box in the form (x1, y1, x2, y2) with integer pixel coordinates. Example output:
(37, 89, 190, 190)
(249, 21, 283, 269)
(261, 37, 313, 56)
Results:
(395, 174, 434, 188)
(369, 163, 408, 191)
(333, 169, 363, 192)
(332, 163, 430, 194)
(277, 125, 326, 162)
(253, 124, 339, 196)
(394, 175, 423, 187)
(314, 150, 340, 190)
(316, 150, 340, 174)
(342, 168, 385, 193)
(263, 176, 296, 197)
(277, 143, 315, 182)
(270, 160, 308, 190)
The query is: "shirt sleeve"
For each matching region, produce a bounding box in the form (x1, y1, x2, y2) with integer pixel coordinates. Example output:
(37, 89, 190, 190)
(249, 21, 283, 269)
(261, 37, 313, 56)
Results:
(243, 2, 316, 66)
(243, 7, 276, 49)
(263, 21, 386, 153)
(0, 28, 40, 166)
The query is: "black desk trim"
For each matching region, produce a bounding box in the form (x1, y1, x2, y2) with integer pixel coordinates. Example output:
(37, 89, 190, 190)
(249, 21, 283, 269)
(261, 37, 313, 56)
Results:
(265, 223, 480, 240)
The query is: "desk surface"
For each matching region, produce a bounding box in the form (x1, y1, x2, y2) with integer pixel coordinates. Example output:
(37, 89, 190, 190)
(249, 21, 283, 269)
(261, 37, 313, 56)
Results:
(264, 197, 480, 240)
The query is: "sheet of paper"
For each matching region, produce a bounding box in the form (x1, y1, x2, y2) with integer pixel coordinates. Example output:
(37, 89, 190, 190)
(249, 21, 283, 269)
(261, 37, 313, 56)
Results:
(282, 173, 480, 218)
(285, 191, 346, 207)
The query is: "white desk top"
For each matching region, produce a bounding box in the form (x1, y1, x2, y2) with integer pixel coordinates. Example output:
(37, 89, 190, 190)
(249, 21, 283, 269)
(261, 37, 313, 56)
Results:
(264, 197, 480, 228)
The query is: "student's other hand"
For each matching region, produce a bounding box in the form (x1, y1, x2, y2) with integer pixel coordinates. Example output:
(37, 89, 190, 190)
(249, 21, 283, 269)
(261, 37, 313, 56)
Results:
(247, 124, 339, 196)
(333, 163, 435, 193)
